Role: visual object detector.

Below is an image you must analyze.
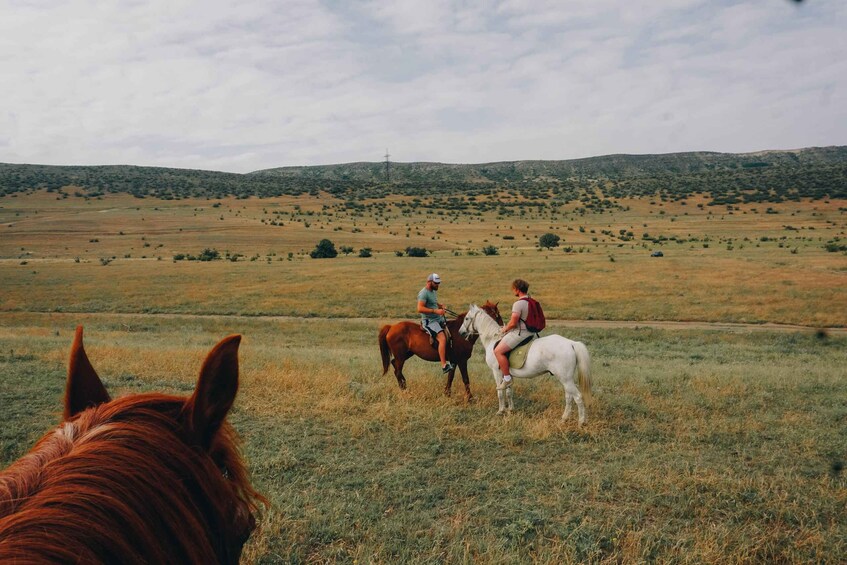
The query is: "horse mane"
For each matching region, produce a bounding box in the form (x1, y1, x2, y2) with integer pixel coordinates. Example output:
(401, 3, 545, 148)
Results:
(480, 300, 503, 326)
(0, 329, 265, 563)
(446, 312, 467, 330)
(446, 302, 501, 336)
(470, 303, 504, 340)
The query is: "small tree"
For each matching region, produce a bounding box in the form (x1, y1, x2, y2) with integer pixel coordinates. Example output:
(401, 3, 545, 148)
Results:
(482, 245, 499, 256)
(340, 245, 354, 256)
(405, 246, 429, 257)
(539, 233, 560, 249)
(197, 248, 220, 261)
(310, 239, 338, 259)
(359, 247, 372, 258)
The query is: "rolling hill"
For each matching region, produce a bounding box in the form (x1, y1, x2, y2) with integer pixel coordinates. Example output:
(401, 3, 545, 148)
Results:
(1, 146, 845, 205)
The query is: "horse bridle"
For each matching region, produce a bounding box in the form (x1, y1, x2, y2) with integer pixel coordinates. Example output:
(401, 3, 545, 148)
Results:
(462, 309, 480, 338)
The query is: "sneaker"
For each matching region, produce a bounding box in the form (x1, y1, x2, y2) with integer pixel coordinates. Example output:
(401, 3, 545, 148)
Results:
(442, 362, 454, 374)
(497, 378, 512, 390)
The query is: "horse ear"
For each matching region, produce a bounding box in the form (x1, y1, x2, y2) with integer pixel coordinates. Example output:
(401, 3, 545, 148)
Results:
(64, 326, 111, 420)
(185, 335, 241, 449)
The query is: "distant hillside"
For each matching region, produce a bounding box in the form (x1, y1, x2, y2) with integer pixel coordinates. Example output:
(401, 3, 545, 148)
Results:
(1, 146, 845, 205)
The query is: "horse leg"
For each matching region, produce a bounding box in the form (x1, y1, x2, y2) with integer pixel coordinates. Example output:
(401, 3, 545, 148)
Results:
(443, 365, 454, 397)
(562, 381, 585, 425)
(392, 357, 407, 390)
(496, 388, 507, 415)
(458, 359, 473, 402)
(563, 389, 573, 421)
(506, 386, 514, 412)
(495, 371, 508, 415)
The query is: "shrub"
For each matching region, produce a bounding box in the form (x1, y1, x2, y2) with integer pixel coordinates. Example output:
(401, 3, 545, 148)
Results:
(359, 248, 372, 258)
(539, 233, 560, 249)
(197, 248, 220, 261)
(310, 239, 338, 259)
(405, 246, 429, 257)
(482, 245, 499, 256)
(340, 245, 354, 256)
(824, 241, 847, 253)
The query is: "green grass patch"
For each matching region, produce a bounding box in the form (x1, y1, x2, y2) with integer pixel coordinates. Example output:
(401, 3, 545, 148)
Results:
(1, 314, 845, 562)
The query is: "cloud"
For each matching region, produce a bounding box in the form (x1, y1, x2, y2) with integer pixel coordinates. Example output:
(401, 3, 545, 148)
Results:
(0, 0, 844, 172)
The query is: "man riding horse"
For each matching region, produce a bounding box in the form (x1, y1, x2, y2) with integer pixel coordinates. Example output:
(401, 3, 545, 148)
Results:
(417, 273, 454, 374)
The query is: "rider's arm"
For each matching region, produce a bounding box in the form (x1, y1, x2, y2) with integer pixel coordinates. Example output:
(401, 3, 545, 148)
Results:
(502, 311, 521, 333)
(418, 300, 444, 316)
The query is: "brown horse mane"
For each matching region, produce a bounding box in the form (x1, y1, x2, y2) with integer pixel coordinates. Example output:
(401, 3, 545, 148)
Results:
(446, 301, 502, 334)
(0, 329, 266, 563)
(479, 300, 503, 326)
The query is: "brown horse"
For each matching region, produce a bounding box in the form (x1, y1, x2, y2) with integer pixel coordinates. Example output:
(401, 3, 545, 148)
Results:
(379, 301, 502, 400)
(0, 327, 266, 563)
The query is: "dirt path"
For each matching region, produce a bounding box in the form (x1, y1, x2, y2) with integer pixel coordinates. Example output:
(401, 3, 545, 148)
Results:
(545, 319, 845, 334)
(6, 310, 844, 335)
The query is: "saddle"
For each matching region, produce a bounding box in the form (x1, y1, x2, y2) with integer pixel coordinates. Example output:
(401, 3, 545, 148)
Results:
(421, 320, 451, 349)
(495, 335, 535, 370)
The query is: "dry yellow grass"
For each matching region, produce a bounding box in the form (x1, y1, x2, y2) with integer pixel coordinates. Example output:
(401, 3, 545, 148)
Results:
(1, 243, 844, 325)
(2, 313, 846, 562)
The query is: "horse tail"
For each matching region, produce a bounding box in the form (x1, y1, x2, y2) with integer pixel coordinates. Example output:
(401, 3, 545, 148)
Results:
(573, 341, 593, 403)
(378, 325, 392, 375)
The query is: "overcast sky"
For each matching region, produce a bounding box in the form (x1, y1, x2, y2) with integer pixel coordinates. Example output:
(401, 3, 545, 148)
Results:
(1, 0, 845, 173)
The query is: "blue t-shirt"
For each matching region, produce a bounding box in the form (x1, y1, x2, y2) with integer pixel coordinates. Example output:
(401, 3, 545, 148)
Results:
(418, 287, 440, 320)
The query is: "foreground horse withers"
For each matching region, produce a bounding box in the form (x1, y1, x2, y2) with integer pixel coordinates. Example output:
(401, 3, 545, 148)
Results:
(379, 301, 503, 400)
(459, 304, 593, 425)
(0, 326, 266, 563)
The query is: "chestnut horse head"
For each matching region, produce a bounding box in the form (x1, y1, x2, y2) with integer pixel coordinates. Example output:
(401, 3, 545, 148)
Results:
(0, 327, 266, 563)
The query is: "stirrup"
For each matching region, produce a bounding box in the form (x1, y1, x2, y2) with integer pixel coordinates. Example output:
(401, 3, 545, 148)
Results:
(497, 378, 512, 390)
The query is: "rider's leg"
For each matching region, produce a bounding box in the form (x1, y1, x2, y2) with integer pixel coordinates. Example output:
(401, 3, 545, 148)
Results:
(494, 340, 512, 389)
(436, 331, 448, 368)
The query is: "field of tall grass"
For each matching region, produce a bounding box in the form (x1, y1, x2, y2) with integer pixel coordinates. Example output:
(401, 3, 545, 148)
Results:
(1, 313, 845, 563)
(2, 191, 844, 326)
(1, 190, 845, 562)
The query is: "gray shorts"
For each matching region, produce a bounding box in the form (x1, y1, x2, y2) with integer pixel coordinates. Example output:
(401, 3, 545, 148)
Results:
(500, 329, 530, 349)
(422, 318, 445, 337)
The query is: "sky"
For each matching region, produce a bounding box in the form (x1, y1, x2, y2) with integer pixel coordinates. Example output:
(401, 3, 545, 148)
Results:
(1, 0, 845, 173)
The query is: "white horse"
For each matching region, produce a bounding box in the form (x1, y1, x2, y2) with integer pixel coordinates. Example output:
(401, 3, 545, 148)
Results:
(459, 303, 593, 425)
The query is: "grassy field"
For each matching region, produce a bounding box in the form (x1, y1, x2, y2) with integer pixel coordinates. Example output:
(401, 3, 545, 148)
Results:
(1, 313, 845, 563)
(1, 191, 845, 326)
(1, 190, 846, 562)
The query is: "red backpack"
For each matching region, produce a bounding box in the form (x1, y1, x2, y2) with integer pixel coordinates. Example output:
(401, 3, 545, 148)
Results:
(520, 296, 546, 333)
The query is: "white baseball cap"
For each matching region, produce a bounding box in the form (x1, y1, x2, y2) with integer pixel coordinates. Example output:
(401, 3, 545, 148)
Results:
(427, 273, 442, 284)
